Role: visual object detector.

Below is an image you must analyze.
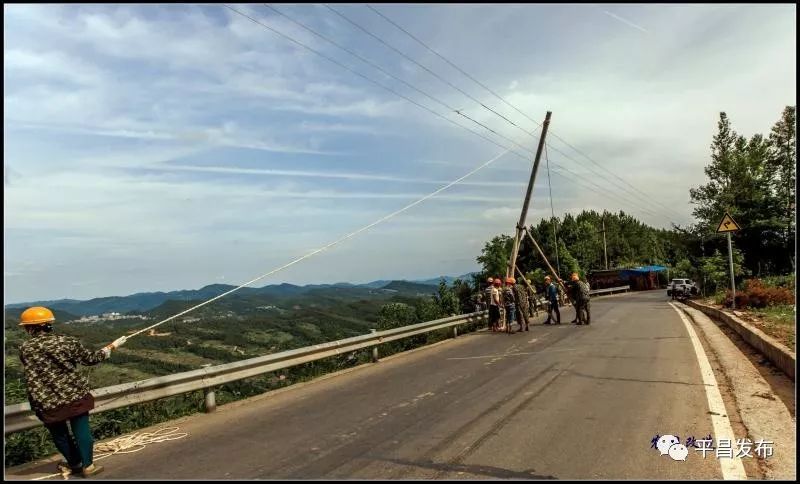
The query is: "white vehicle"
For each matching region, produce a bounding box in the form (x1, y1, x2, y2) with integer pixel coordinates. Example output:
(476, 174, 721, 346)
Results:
(667, 278, 698, 298)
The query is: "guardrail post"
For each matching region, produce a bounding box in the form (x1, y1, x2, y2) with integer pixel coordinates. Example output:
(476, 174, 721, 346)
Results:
(453, 326, 458, 338)
(371, 329, 379, 362)
(203, 388, 216, 413)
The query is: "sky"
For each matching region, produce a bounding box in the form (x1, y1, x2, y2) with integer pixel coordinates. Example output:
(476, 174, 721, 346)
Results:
(3, 3, 796, 303)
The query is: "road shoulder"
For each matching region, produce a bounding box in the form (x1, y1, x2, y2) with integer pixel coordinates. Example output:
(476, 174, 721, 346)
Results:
(680, 305, 796, 480)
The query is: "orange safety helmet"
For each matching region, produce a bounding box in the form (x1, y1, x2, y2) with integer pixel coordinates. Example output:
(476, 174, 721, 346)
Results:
(571, 273, 579, 282)
(506, 277, 515, 284)
(19, 306, 55, 326)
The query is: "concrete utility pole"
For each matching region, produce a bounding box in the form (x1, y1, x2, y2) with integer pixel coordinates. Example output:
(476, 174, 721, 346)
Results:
(601, 217, 608, 270)
(507, 111, 552, 278)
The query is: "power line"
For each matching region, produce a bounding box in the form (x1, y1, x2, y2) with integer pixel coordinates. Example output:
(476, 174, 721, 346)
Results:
(259, 4, 551, 172)
(364, 3, 685, 223)
(261, 4, 544, 164)
(224, 5, 533, 165)
(225, 5, 673, 226)
(544, 142, 561, 275)
(323, 4, 538, 141)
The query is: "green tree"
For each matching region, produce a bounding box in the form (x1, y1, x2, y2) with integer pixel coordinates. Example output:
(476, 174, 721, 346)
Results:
(376, 303, 418, 330)
(767, 105, 797, 271)
(689, 112, 785, 276)
(477, 235, 513, 278)
(433, 280, 460, 316)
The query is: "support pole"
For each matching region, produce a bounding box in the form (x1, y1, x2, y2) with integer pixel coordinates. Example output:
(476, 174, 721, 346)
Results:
(727, 232, 736, 310)
(602, 218, 608, 270)
(524, 228, 568, 293)
(507, 111, 552, 278)
(203, 388, 216, 413)
(371, 329, 380, 362)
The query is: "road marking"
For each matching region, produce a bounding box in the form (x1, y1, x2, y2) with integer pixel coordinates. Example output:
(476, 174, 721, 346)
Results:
(447, 352, 537, 360)
(669, 302, 747, 480)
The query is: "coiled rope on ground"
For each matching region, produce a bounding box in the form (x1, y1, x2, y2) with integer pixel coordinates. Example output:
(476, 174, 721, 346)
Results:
(31, 427, 188, 481)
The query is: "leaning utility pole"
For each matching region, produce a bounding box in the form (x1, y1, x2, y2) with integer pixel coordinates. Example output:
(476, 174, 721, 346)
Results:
(506, 111, 552, 279)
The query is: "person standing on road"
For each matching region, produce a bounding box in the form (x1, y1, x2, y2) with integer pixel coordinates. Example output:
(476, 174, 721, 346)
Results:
(502, 277, 517, 334)
(488, 278, 502, 331)
(514, 278, 531, 332)
(543, 276, 561, 325)
(17, 307, 126, 478)
(484, 278, 495, 329)
(568, 273, 591, 325)
(578, 277, 591, 325)
(524, 279, 537, 317)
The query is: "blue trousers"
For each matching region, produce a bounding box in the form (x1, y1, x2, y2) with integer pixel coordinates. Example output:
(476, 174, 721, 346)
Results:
(44, 413, 94, 468)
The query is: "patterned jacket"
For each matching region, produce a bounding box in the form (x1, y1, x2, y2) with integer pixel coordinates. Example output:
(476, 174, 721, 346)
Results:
(513, 283, 529, 311)
(19, 332, 106, 414)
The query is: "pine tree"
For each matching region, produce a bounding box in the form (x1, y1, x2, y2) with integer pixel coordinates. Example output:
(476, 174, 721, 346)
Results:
(767, 106, 797, 271)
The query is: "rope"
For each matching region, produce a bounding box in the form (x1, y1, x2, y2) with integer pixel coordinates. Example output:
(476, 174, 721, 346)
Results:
(31, 427, 188, 480)
(124, 148, 510, 339)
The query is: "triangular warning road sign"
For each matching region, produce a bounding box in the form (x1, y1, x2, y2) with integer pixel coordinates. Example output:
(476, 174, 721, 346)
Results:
(716, 212, 741, 233)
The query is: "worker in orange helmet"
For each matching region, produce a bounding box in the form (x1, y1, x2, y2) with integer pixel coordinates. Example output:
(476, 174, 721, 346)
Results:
(502, 277, 517, 334)
(568, 273, 591, 325)
(17, 307, 126, 477)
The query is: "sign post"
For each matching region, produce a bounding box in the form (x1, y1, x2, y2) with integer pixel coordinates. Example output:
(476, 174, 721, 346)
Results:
(716, 212, 742, 309)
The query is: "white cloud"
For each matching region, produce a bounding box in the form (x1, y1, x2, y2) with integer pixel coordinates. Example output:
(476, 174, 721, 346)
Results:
(3, 4, 795, 301)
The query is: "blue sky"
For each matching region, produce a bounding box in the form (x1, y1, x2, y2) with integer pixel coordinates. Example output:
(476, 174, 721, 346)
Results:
(4, 4, 796, 302)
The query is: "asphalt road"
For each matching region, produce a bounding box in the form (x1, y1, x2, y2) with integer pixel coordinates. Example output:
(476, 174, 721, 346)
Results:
(10, 291, 733, 480)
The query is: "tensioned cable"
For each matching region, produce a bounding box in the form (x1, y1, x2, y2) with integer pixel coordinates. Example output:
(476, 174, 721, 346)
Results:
(125, 148, 510, 339)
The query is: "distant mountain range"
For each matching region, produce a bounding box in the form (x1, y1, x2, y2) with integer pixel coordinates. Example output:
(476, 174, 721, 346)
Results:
(5, 274, 478, 317)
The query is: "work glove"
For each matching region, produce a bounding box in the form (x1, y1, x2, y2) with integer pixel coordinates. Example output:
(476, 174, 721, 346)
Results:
(110, 336, 128, 349)
(101, 336, 128, 359)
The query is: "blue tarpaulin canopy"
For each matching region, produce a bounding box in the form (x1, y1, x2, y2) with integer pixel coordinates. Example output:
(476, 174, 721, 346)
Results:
(619, 265, 666, 278)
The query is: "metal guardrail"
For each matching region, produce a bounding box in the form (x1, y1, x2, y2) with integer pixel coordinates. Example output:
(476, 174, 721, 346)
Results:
(4, 311, 487, 435)
(589, 285, 631, 296)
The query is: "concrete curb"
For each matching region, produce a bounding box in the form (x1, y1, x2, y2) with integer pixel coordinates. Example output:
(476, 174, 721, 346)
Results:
(685, 299, 795, 381)
(680, 305, 796, 480)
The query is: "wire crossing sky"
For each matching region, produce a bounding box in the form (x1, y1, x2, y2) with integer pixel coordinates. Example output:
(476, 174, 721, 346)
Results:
(4, 4, 796, 302)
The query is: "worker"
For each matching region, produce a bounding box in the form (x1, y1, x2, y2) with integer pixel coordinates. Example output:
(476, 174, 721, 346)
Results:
(503, 277, 517, 334)
(543, 275, 561, 325)
(474, 291, 485, 312)
(488, 277, 501, 331)
(17, 307, 126, 478)
(483, 277, 494, 330)
(513, 277, 531, 332)
(567, 273, 585, 324)
(525, 278, 539, 317)
(577, 275, 591, 325)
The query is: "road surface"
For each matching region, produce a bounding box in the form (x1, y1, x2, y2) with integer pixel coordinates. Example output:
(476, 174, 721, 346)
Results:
(9, 291, 751, 479)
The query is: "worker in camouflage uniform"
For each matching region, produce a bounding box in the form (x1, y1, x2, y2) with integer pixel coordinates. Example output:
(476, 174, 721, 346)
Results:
(502, 277, 517, 334)
(568, 273, 591, 325)
(525, 278, 539, 317)
(18, 307, 126, 478)
(513, 278, 531, 332)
